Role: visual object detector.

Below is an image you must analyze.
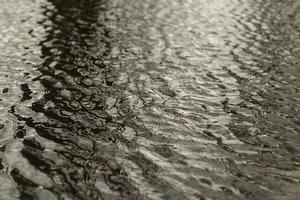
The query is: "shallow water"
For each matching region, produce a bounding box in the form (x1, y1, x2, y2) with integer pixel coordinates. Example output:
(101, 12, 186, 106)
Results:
(0, 0, 300, 199)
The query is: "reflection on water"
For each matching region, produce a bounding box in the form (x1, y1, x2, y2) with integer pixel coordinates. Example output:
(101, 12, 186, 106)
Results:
(0, 0, 300, 199)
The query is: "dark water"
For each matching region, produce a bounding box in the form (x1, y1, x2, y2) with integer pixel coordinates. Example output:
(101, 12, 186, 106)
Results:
(0, 0, 300, 199)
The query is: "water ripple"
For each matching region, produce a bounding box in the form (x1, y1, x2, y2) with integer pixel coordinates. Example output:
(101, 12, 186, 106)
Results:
(0, 0, 300, 199)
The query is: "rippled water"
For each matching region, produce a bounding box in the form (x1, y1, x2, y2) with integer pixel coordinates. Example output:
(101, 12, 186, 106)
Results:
(0, 0, 300, 199)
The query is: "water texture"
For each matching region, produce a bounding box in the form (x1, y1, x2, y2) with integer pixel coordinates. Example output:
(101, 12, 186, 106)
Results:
(0, 0, 300, 199)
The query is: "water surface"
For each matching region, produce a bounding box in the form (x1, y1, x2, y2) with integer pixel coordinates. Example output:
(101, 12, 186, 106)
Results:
(0, 0, 300, 199)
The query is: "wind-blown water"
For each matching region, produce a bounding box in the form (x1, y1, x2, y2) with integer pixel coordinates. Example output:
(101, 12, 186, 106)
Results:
(0, 0, 300, 199)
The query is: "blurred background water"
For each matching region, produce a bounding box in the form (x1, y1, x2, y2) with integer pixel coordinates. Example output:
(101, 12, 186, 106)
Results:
(0, 0, 300, 199)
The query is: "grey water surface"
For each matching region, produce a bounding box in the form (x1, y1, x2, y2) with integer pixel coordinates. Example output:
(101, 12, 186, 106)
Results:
(0, 0, 300, 199)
